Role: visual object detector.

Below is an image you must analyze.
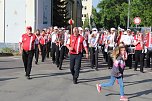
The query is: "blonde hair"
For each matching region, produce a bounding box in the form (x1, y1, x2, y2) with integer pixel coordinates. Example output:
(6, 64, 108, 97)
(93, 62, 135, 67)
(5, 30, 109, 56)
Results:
(111, 46, 125, 61)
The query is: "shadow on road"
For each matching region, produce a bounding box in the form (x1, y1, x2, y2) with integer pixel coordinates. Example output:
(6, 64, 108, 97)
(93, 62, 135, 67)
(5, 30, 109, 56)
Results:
(124, 79, 152, 87)
(0, 77, 18, 82)
(31, 69, 94, 79)
(105, 89, 152, 100)
(0, 67, 24, 70)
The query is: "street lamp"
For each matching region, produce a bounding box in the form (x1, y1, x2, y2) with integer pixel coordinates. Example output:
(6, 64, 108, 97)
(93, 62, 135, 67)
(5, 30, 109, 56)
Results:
(127, 0, 130, 29)
(4, 0, 5, 43)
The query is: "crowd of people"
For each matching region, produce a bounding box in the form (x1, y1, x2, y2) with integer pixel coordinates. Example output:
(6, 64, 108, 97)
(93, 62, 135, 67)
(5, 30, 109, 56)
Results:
(19, 26, 152, 101)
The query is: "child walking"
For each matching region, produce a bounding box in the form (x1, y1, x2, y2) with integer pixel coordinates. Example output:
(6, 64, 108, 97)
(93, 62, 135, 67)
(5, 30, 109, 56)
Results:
(96, 46, 128, 101)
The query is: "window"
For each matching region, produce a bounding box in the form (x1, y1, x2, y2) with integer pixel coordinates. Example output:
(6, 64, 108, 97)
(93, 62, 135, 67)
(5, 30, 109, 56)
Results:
(84, 14, 86, 17)
(84, 6, 87, 10)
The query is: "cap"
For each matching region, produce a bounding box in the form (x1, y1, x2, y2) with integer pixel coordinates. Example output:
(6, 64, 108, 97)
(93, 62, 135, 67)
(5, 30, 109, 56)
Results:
(85, 27, 89, 30)
(110, 28, 115, 31)
(121, 29, 125, 31)
(26, 26, 32, 30)
(61, 27, 65, 30)
(92, 28, 97, 31)
(54, 26, 58, 30)
(127, 29, 131, 31)
(124, 31, 127, 35)
(78, 27, 83, 31)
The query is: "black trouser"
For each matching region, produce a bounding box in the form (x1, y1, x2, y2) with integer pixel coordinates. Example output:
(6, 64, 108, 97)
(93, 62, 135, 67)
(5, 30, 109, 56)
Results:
(126, 46, 133, 68)
(90, 47, 95, 68)
(90, 47, 98, 69)
(46, 41, 51, 58)
(146, 49, 152, 68)
(64, 46, 69, 57)
(51, 43, 56, 63)
(40, 44, 46, 62)
(70, 53, 82, 79)
(35, 44, 39, 63)
(56, 45, 65, 68)
(22, 50, 34, 76)
(134, 50, 144, 72)
(107, 47, 113, 68)
(102, 45, 108, 62)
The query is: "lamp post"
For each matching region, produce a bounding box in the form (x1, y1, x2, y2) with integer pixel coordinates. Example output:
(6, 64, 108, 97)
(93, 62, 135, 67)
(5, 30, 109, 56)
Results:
(4, 0, 5, 43)
(127, 0, 130, 29)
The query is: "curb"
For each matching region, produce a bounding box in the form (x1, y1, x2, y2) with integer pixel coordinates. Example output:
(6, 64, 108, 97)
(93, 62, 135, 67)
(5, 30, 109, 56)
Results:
(0, 53, 14, 57)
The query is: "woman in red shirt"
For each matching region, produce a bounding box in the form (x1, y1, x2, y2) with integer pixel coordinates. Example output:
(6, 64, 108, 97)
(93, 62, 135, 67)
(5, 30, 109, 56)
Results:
(133, 32, 144, 73)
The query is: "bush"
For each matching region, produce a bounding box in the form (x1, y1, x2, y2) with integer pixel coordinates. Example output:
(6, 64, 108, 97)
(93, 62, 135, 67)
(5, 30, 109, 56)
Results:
(1, 47, 15, 53)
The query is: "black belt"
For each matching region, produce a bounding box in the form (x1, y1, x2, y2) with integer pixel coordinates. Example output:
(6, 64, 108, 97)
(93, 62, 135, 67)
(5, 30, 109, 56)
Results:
(23, 50, 34, 53)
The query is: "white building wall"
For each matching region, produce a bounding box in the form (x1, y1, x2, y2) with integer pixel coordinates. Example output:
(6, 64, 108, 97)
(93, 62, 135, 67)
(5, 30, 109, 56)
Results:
(5, 0, 26, 43)
(82, 0, 92, 24)
(26, 0, 35, 31)
(0, 0, 52, 43)
(0, 0, 4, 42)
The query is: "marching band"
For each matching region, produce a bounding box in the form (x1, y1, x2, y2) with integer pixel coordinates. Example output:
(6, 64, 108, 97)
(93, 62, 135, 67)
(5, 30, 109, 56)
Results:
(19, 26, 152, 80)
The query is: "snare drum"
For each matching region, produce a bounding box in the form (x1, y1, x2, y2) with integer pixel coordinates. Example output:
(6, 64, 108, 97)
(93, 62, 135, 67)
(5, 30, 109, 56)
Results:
(128, 46, 135, 54)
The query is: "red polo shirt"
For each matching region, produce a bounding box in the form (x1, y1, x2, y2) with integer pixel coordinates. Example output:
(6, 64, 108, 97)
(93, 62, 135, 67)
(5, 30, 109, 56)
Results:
(39, 35, 47, 45)
(67, 34, 87, 54)
(134, 35, 142, 50)
(19, 33, 36, 51)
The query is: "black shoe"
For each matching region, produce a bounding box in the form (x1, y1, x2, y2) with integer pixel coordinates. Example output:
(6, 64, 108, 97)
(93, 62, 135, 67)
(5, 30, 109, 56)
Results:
(140, 71, 144, 73)
(95, 68, 98, 71)
(26, 76, 32, 80)
(73, 77, 77, 84)
(35, 61, 38, 64)
(42, 60, 44, 62)
(57, 65, 59, 68)
(129, 67, 132, 69)
(59, 68, 62, 70)
(134, 69, 137, 71)
(108, 67, 112, 69)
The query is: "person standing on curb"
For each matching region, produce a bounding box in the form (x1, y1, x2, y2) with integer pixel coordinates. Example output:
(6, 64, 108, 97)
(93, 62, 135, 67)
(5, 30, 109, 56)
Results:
(19, 26, 36, 79)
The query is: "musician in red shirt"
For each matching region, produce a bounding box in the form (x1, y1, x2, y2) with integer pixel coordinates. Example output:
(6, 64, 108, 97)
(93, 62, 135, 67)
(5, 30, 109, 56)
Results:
(133, 32, 144, 73)
(67, 27, 89, 84)
(34, 29, 41, 64)
(19, 26, 36, 79)
(39, 30, 47, 62)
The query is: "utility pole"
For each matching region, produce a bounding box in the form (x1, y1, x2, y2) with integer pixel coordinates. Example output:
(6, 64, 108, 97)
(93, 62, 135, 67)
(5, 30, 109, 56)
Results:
(127, 0, 130, 29)
(4, 0, 5, 43)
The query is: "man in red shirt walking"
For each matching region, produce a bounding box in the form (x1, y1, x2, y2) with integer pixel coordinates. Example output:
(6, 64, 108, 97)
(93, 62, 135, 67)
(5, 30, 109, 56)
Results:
(67, 27, 89, 84)
(19, 26, 36, 79)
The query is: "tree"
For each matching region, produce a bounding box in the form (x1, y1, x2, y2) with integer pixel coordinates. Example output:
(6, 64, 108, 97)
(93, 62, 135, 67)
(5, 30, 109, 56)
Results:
(53, 0, 69, 27)
(93, 0, 152, 29)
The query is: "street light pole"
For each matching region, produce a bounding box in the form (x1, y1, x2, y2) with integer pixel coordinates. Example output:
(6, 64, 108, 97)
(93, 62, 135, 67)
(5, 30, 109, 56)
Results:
(4, 0, 5, 43)
(127, 0, 130, 29)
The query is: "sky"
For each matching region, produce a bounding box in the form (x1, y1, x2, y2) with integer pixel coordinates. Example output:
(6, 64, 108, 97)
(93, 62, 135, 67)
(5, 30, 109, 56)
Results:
(92, 0, 101, 8)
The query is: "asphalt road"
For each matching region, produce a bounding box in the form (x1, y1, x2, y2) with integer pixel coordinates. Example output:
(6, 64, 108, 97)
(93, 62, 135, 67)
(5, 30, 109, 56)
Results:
(0, 54, 152, 101)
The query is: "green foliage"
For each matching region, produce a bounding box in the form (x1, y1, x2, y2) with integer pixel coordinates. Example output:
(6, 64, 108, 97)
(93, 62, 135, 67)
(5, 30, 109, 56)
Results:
(1, 47, 15, 53)
(93, 0, 152, 29)
(53, 0, 70, 27)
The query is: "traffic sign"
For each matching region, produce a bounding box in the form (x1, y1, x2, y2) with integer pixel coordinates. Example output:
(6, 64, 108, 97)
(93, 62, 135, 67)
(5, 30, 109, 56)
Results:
(134, 17, 141, 25)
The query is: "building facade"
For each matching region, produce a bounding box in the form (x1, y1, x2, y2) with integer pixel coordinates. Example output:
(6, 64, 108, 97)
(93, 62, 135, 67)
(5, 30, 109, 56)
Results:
(63, 0, 82, 27)
(82, 0, 92, 27)
(0, 0, 53, 43)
